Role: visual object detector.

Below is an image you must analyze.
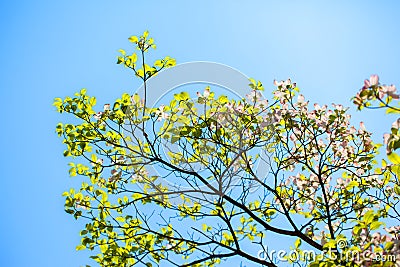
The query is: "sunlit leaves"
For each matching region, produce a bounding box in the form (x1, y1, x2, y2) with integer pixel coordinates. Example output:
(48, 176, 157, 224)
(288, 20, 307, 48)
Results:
(248, 77, 264, 91)
(117, 31, 176, 81)
(54, 34, 400, 267)
(388, 152, 400, 164)
(128, 35, 138, 44)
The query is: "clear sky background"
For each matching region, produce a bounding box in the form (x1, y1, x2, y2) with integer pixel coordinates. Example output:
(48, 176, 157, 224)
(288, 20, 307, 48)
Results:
(1, 1, 400, 267)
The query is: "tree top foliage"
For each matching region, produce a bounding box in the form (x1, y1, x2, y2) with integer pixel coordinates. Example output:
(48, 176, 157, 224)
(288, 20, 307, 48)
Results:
(54, 31, 400, 267)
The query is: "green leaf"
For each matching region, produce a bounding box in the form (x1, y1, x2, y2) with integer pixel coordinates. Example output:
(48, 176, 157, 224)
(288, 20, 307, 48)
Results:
(384, 241, 394, 250)
(364, 210, 375, 224)
(386, 107, 400, 114)
(128, 53, 137, 63)
(394, 185, 400, 195)
(174, 92, 190, 101)
(117, 56, 124, 64)
(294, 238, 301, 248)
(154, 59, 163, 67)
(76, 245, 86, 251)
(171, 135, 179, 144)
(116, 216, 125, 222)
(218, 95, 228, 104)
(136, 69, 144, 78)
(353, 225, 361, 235)
(346, 180, 359, 190)
(370, 221, 383, 230)
(249, 78, 256, 86)
(128, 35, 138, 43)
(388, 152, 400, 164)
(80, 230, 88, 236)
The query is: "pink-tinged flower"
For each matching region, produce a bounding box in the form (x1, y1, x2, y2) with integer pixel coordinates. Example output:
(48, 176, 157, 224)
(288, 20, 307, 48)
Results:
(353, 92, 365, 107)
(203, 87, 211, 97)
(225, 102, 234, 110)
(235, 103, 244, 113)
(320, 231, 327, 246)
(75, 201, 89, 210)
(284, 177, 292, 186)
(381, 84, 400, 99)
(116, 156, 125, 164)
(294, 179, 304, 189)
(392, 118, 400, 129)
(273, 79, 286, 87)
(383, 133, 392, 155)
(259, 120, 270, 129)
(306, 200, 315, 211)
(333, 104, 344, 111)
(297, 94, 305, 103)
(362, 75, 379, 90)
(246, 90, 261, 102)
(363, 79, 371, 89)
(156, 105, 169, 121)
(287, 164, 295, 172)
(273, 78, 292, 88)
(309, 175, 319, 189)
(325, 176, 332, 184)
(109, 169, 121, 182)
(307, 112, 316, 120)
(377, 88, 386, 99)
(104, 104, 111, 111)
(257, 99, 269, 109)
(316, 117, 327, 128)
(196, 88, 211, 99)
(370, 74, 379, 86)
(295, 205, 303, 212)
(272, 110, 282, 122)
(317, 138, 326, 148)
(313, 103, 327, 111)
(359, 121, 366, 132)
(336, 177, 344, 188)
(132, 168, 148, 182)
(93, 112, 103, 120)
(290, 133, 297, 142)
(385, 226, 400, 234)
(360, 228, 369, 241)
(274, 90, 284, 99)
(383, 133, 391, 145)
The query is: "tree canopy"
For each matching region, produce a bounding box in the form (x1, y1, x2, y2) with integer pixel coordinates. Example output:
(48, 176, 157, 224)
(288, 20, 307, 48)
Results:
(54, 31, 400, 267)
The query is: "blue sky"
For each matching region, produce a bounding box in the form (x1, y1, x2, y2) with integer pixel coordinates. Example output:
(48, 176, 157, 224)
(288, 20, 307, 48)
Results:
(1, 1, 400, 266)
